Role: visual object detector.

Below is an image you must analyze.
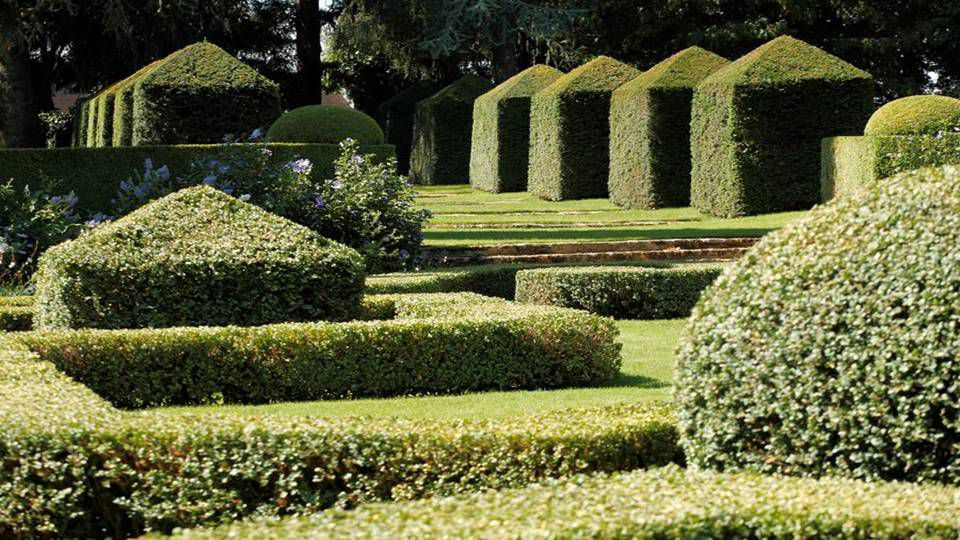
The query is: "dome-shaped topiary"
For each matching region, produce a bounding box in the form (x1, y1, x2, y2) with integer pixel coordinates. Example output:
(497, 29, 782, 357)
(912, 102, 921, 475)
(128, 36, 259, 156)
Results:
(267, 105, 384, 144)
(864, 95, 960, 136)
(677, 164, 960, 485)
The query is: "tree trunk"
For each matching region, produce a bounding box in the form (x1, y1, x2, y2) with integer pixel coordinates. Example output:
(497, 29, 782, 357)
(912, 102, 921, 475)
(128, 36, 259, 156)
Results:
(293, 0, 326, 107)
(0, 37, 45, 148)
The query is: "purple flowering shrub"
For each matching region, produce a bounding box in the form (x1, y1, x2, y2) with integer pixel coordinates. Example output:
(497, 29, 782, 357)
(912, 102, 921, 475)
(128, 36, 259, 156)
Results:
(113, 138, 428, 271)
(0, 181, 89, 288)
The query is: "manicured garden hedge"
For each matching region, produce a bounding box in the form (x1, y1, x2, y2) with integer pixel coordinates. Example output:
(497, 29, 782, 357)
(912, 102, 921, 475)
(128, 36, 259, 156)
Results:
(0, 143, 396, 213)
(366, 264, 526, 299)
(410, 75, 494, 184)
(678, 165, 960, 485)
(18, 292, 621, 407)
(265, 105, 384, 144)
(821, 133, 960, 200)
(0, 318, 676, 537)
(528, 56, 640, 200)
(34, 186, 366, 330)
(0, 303, 32, 331)
(166, 465, 960, 539)
(470, 65, 562, 193)
(609, 47, 728, 208)
(131, 42, 281, 145)
(111, 60, 164, 146)
(864, 94, 960, 136)
(690, 35, 873, 217)
(377, 82, 444, 174)
(516, 264, 723, 319)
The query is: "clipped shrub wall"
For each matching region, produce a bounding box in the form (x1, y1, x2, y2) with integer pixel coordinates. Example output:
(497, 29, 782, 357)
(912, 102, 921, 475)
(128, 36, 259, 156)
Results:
(84, 98, 98, 148)
(864, 94, 960, 136)
(131, 42, 281, 145)
(17, 293, 621, 407)
(690, 36, 873, 217)
(110, 60, 164, 147)
(366, 264, 526, 299)
(34, 186, 366, 330)
(377, 82, 443, 174)
(470, 65, 562, 193)
(266, 105, 384, 144)
(528, 56, 640, 200)
(0, 143, 395, 213)
(678, 165, 960, 485)
(409, 75, 494, 185)
(821, 133, 960, 200)
(516, 264, 723, 319)
(168, 465, 960, 539)
(0, 304, 32, 331)
(609, 47, 729, 208)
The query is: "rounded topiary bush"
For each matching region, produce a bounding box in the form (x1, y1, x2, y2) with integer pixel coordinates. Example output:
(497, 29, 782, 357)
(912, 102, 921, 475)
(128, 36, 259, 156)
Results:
(677, 164, 960, 485)
(267, 105, 384, 144)
(864, 95, 960, 136)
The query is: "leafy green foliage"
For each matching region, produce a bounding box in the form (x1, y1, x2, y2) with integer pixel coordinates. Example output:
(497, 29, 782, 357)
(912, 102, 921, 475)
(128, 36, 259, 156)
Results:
(17, 293, 621, 407)
(678, 165, 960, 485)
(33, 185, 365, 330)
(0, 304, 32, 331)
(377, 82, 444, 174)
(690, 36, 874, 217)
(410, 75, 494, 184)
(609, 47, 728, 208)
(528, 56, 641, 200)
(864, 95, 960, 136)
(266, 105, 384, 144)
(367, 264, 526, 298)
(131, 42, 281, 145)
(163, 465, 960, 539)
(109, 60, 164, 147)
(516, 264, 723, 319)
(821, 134, 960, 200)
(470, 65, 563, 193)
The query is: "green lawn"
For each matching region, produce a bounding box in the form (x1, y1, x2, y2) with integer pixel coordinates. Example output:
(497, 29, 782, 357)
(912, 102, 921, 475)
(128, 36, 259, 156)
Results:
(150, 318, 682, 421)
(417, 185, 805, 246)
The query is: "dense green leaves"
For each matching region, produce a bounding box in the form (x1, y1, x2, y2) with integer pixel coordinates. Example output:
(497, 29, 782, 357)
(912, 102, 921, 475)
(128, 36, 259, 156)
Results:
(266, 105, 384, 144)
(34, 186, 366, 330)
(678, 165, 960, 485)
(864, 95, 960, 136)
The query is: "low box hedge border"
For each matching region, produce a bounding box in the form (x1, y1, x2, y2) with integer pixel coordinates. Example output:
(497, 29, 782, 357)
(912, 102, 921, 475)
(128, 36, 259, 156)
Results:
(167, 465, 960, 539)
(0, 315, 678, 538)
(820, 133, 960, 201)
(0, 143, 396, 213)
(515, 264, 724, 319)
(13, 293, 622, 408)
(0, 304, 33, 332)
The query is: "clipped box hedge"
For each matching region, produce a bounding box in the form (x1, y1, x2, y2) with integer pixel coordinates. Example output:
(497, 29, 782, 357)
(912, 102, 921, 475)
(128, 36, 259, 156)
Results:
(110, 59, 164, 147)
(821, 133, 960, 200)
(690, 36, 873, 217)
(166, 465, 960, 539)
(609, 47, 728, 208)
(0, 304, 32, 332)
(470, 65, 562, 193)
(377, 81, 444, 174)
(0, 316, 676, 537)
(17, 293, 621, 407)
(528, 56, 641, 200)
(410, 75, 494, 185)
(0, 143, 395, 213)
(34, 186, 366, 330)
(516, 264, 724, 319)
(366, 263, 527, 299)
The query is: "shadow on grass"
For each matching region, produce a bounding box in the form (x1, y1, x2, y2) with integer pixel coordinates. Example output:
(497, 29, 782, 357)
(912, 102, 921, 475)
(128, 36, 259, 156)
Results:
(603, 373, 671, 389)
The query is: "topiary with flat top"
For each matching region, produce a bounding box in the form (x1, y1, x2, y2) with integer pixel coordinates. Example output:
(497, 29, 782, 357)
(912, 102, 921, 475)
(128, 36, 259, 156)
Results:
(609, 47, 729, 208)
(690, 35, 874, 217)
(678, 164, 960, 485)
(131, 42, 281, 145)
(528, 56, 641, 200)
(266, 105, 384, 144)
(378, 82, 444, 174)
(470, 65, 563, 193)
(410, 74, 494, 184)
(34, 185, 365, 330)
(864, 94, 960, 136)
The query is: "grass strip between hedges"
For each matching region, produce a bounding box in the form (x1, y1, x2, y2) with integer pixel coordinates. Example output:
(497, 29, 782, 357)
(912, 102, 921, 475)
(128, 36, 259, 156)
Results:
(164, 465, 960, 539)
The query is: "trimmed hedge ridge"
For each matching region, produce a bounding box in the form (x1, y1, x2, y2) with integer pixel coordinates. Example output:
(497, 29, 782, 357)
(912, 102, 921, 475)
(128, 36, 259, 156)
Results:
(515, 264, 724, 319)
(165, 465, 960, 539)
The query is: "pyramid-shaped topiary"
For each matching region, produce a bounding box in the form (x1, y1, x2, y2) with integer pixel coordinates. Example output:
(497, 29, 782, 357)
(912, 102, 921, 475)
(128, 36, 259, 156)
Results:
(131, 42, 281, 145)
(410, 74, 494, 184)
(609, 47, 729, 208)
(528, 56, 641, 200)
(689, 36, 873, 217)
(470, 65, 563, 193)
(34, 185, 366, 330)
(378, 82, 444, 174)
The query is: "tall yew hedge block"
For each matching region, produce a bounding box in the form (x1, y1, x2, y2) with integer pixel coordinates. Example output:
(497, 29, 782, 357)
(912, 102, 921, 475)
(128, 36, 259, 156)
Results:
(111, 60, 163, 147)
(470, 65, 563, 193)
(528, 56, 641, 201)
(378, 82, 443, 174)
(131, 42, 281, 145)
(690, 36, 874, 217)
(609, 47, 729, 208)
(410, 75, 493, 184)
